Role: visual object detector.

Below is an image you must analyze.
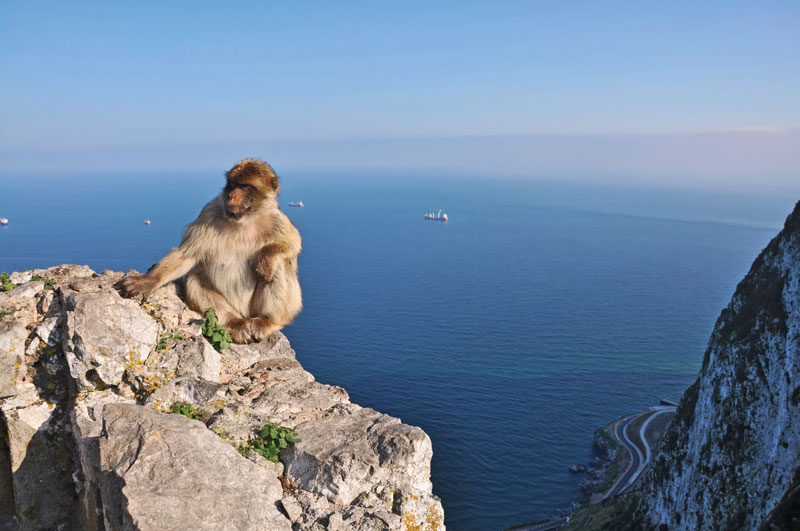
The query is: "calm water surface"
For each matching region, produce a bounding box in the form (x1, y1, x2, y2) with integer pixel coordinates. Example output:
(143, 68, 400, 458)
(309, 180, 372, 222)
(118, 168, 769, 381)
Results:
(0, 171, 791, 530)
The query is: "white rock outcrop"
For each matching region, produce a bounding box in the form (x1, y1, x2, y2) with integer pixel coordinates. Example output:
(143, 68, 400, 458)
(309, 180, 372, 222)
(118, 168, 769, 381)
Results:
(638, 201, 800, 530)
(0, 266, 444, 531)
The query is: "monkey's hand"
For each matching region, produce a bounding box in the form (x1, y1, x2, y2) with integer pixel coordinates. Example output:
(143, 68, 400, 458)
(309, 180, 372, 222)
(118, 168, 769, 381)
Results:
(254, 257, 277, 283)
(254, 244, 287, 283)
(119, 273, 158, 298)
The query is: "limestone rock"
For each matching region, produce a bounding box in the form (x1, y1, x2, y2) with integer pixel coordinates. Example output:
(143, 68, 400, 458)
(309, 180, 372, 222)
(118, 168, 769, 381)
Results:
(0, 265, 445, 530)
(71, 393, 135, 531)
(151, 335, 222, 382)
(638, 200, 800, 529)
(0, 321, 26, 399)
(61, 289, 158, 392)
(1, 383, 77, 530)
(98, 403, 291, 531)
(9, 264, 94, 286)
(285, 405, 444, 528)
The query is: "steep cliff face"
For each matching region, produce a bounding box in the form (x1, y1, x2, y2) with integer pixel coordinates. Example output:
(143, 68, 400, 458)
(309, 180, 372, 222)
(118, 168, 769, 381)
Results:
(0, 266, 444, 531)
(638, 201, 800, 530)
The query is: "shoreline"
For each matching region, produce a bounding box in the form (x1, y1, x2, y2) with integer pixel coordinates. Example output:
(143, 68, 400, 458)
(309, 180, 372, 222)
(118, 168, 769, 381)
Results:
(506, 400, 677, 530)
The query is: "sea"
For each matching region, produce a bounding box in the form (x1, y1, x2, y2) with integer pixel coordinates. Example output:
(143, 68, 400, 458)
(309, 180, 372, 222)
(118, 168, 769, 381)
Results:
(0, 170, 794, 530)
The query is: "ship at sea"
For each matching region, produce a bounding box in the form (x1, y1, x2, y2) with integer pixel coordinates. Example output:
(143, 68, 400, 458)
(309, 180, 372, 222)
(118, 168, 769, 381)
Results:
(288, 201, 304, 208)
(424, 210, 448, 222)
(0, 217, 8, 226)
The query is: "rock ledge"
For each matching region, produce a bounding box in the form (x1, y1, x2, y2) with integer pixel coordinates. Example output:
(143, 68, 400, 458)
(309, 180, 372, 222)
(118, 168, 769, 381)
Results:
(0, 265, 444, 530)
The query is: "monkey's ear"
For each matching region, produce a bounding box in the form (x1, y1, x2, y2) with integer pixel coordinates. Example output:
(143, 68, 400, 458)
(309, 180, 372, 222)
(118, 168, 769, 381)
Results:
(267, 172, 280, 193)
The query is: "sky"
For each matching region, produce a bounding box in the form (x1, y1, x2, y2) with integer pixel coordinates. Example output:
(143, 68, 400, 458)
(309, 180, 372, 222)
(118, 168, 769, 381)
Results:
(1, 1, 799, 190)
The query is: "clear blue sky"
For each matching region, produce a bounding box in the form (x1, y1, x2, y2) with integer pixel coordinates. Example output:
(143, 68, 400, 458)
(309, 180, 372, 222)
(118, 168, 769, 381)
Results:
(2, 1, 798, 186)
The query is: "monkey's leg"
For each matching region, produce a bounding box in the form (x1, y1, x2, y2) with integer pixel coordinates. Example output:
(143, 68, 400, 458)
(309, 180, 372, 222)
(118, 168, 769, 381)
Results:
(247, 280, 286, 341)
(184, 272, 254, 343)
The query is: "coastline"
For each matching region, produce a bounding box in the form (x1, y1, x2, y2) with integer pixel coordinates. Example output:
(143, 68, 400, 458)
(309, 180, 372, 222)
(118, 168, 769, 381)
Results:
(507, 401, 677, 530)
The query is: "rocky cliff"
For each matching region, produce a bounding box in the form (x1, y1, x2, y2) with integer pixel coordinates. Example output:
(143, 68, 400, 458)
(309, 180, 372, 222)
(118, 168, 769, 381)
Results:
(637, 201, 800, 530)
(0, 266, 444, 530)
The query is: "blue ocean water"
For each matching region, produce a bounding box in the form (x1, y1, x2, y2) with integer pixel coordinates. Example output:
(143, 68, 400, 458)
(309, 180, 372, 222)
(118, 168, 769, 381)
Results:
(0, 171, 792, 530)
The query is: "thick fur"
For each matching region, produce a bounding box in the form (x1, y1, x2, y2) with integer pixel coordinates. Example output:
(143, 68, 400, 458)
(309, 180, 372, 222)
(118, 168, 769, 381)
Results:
(120, 159, 302, 343)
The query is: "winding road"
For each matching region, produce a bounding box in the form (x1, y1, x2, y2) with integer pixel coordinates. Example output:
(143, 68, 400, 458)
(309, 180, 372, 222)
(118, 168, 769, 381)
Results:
(603, 406, 676, 499)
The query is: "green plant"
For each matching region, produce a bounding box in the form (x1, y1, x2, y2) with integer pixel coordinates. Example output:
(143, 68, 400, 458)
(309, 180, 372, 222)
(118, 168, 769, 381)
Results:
(0, 311, 11, 320)
(30, 275, 55, 290)
(201, 307, 232, 351)
(156, 329, 185, 351)
(240, 423, 301, 462)
(170, 402, 203, 420)
(0, 273, 16, 292)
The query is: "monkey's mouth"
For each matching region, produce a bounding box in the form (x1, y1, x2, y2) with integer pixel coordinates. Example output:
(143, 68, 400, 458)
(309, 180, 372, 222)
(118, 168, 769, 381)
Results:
(226, 206, 248, 219)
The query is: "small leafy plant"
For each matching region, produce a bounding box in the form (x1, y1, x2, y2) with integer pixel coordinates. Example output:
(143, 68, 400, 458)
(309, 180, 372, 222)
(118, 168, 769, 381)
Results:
(156, 329, 185, 351)
(201, 307, 232, 351)
(30, 275, 55, 290)
(0, 273, 16, 292)
(0, 311, 11, 320)
(170, 402, 203, 420)
(239, 423, 301, 462)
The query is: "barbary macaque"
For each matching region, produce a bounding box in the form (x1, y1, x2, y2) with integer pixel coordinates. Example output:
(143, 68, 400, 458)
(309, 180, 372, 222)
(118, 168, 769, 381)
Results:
(120, 159, 302, 343)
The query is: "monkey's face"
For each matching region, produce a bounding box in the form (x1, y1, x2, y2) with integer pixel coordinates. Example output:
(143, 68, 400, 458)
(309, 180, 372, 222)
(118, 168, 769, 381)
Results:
(222, 159, 280, 220)
(223, 182, 264, 220)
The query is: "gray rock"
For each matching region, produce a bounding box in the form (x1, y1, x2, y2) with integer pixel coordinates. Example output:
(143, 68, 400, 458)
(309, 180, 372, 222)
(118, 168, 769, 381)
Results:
(9, 264, 94, 286)
(61, 289, 158, 392)
(340, 505, 403, 531)
(1, 384, 77, 530)
(71, 394, 135, 531)
(98, 403, 291, 531)
(638, 200, 800, 529)
(568, 464, 586, 473)
(0, 281, 43, 304)
(0, 265, 445, 530)
(151, 335, 222, 382)
(285, 405, 444, 528)
(281, 495, 304, 522)
(286, 406, 432, 504)
(0, 321, 26, 398)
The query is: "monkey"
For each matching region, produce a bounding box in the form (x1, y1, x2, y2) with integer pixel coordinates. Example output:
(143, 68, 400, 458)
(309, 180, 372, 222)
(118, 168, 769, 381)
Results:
(119, 159, 302, 344)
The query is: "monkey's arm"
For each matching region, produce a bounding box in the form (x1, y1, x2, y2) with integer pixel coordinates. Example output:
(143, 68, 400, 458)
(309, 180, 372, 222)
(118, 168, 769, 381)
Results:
(253, 243, 292, 282)
(253, 223, 301, 282)
(119, 247, 197, 298)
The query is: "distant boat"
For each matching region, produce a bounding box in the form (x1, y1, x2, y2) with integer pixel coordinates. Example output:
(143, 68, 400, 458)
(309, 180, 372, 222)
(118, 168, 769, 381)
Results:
(424, 209, 448, 222)
(288, 201, 304, 208)
(0, 217, 8, 226)
(143, 219, 151, 226)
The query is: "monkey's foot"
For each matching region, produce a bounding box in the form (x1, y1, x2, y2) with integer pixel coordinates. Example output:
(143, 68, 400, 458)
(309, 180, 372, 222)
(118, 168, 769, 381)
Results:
(250, 317, 280, 341)
(228, 318, 256, 344)
(227, 317, 280, 344)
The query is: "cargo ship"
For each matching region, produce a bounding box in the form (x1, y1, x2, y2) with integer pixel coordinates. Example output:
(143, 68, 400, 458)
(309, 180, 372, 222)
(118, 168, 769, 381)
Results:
(424, 210, 448, 222)
(288, 201, 304, 208)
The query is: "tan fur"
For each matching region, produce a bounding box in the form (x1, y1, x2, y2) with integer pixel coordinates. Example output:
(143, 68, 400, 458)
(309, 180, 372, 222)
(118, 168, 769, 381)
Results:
(120, 159, 302, 343)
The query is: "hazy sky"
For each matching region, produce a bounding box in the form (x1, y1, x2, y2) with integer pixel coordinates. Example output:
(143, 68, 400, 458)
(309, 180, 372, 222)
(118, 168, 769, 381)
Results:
(2, 1, 798, 188)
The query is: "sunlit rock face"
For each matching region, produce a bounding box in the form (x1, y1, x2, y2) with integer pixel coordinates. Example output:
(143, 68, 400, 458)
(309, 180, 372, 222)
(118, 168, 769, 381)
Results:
(638, 201, 800, 530)
(0, 265, 444, 531)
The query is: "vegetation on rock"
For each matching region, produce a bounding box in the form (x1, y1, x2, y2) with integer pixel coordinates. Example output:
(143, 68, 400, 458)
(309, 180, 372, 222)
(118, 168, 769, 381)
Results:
(201, 307, 231, 351)
(156, 329, 185, 351)
(238, 423, 301, 462)
(0, 273, 16, 292)
(30, 274, 55, 290)
(170, 402, 203, 420)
